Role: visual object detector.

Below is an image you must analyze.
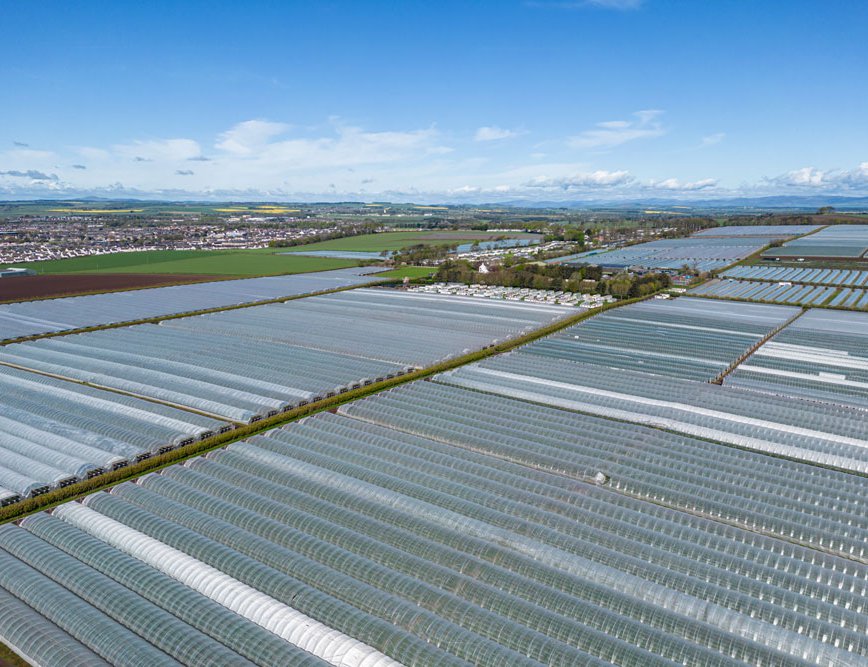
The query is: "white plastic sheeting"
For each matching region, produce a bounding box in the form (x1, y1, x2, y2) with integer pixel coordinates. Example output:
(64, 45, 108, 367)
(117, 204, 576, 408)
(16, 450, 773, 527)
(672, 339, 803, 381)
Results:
(556, 236, 780, 272)
(0, 267, 381, 342)
(2, 381, 866, 664)
(0, 486, 21, 507)
(437, 355, 868, 474)
(163, 288, 574, 368)
(728, 308, 868, 410)
(0, 325, 409, 423)
(228, 443, 852, 665)
(524, 297, 797, 381)
(56, 502, 401, 667)
(0, 289, 570, 427)
(0, 364, 227, 499)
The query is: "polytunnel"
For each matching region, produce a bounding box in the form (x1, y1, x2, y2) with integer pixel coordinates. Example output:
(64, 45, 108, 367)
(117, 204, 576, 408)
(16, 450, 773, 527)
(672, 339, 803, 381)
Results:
(0, 365, 224, 445)
(19, 513, 331, 667)
(0, 362, 227, 506)
(122, 472, 660, 667)
(0, 409, 138, 465)
(436, 356, 868, 475)
(0, 267, 379, 342)
(0, 467, 50, 499)
(0, 449, 77, 494)
(55, 501, 408, 667)
(154, 460, 782, 667)
(0, 430, 101, 481)
(0, 486, 22, 507)
(0, 524, 256, 666)
(221, 440, 863, 666)
(0, 548, 182, 666)
(0, 587, 109, 667)
(0, 407, 131, 470)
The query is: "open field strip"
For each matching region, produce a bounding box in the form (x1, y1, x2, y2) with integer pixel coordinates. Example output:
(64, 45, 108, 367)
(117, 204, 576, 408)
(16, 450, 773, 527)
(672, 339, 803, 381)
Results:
(20, 249, 363, 276)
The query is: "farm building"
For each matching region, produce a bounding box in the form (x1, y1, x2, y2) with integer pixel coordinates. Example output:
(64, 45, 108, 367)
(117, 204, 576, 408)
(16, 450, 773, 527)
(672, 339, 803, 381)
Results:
(0, 267, 35, 278)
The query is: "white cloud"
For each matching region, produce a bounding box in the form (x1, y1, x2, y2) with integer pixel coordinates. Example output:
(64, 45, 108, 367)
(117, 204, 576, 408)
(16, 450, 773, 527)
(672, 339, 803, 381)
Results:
(40, 120, 452, 196)
(651, 177, 718, 191)
(8, 113, 868, 202)
(76, 146, 111, 161)
(840, 162, 868, 188)
(775, 166, 827, 187)
(242, 123, 448, 169)
(525, 169, 633, 189)
(770, 163, 868, 190)
(698, 132, 725, 148)
(215, 120, 289, 155)
(450, 185, 482, 194)
(2, 147, 56, 161)
(0, 169, 58, 181)
(569, 110, 665, 149)
(115, 138, 203, 162)
(474, 126, 520, 142)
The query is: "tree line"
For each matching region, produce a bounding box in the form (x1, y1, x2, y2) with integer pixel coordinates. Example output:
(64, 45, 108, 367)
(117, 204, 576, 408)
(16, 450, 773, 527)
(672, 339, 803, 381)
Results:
(434, 259, 670, 297)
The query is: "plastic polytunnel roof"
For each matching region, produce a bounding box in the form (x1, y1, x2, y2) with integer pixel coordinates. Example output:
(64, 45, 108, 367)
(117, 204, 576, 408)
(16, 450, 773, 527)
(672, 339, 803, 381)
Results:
(0, 322, 412, 423)
(0, 487, 22, 507)
(437, 353, 868, 474)
(0, 266, 380, 342)
(728, 308, 868, 410)
(0, 364, 228, 498)
(522, 296, 798, 381)
(0, 288, 574, 426)
(163, 288, 575, 368)
(3, 383, 866, 665)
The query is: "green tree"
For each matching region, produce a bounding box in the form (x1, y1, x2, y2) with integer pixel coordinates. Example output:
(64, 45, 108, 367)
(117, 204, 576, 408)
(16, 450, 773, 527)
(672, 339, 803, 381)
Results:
(607, 273, 633, 298)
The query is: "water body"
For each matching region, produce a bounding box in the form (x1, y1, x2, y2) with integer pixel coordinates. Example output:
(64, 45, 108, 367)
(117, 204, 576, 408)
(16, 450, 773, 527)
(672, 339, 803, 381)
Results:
(280, 250, 391, 260)
(456, 238, 538, 253)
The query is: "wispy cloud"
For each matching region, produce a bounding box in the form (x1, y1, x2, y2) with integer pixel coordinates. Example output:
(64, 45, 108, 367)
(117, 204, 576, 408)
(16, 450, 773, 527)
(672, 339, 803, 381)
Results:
(213, 119, 449, 168)
(0, 169, 58, 181)
(8, 113, 868, 202)
(773, 166, 827, 187)
(215, 119, 289, 155)
(569, 109, 665, 149)
(525, 169, 633, 189)
(697, 132, 725, 149)
(770, 163, 868, 190)
(651, 177, 717, 191)
(474, 126, 521, 142)
(116, 138, 203, 162)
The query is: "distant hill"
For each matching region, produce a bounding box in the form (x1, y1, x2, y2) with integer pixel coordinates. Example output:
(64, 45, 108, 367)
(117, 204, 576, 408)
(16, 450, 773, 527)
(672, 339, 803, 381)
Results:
(488, 195, 868, 212)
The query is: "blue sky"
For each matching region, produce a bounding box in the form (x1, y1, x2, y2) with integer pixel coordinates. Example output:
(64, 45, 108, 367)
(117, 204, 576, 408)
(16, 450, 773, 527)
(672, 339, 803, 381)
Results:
(2, 0, 867, 202)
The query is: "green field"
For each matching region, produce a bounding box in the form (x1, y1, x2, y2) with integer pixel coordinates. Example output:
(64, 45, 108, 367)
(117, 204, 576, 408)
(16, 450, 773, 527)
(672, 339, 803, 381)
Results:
(282, 231, 539, 253)
(20, 249, 361, 276)
(18, 231, 539, 277)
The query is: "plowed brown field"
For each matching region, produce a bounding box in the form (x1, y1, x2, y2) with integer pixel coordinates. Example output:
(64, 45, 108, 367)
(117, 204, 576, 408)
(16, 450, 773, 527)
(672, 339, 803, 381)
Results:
(0, 273, 221, 302)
